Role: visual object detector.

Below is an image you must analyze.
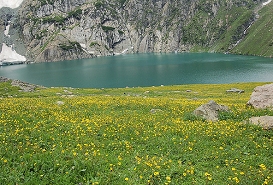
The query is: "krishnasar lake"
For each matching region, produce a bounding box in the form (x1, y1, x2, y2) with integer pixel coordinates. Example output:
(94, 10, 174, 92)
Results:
(1, 53, 273, 88)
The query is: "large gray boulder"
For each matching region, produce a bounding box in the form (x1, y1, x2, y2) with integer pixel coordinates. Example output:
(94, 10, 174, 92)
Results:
(247, 83, 273, 109)
(249, 116, 273, 130)
(193, 100, 229, 122)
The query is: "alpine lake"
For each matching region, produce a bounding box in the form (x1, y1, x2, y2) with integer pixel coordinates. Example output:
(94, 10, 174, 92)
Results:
(1, 52, 273, 88)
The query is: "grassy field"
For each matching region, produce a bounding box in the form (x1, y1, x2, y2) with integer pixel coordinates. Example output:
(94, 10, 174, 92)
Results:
(0, 81, 272, 184)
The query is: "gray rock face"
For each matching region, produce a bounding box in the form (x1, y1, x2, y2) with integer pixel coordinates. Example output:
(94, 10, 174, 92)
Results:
(193, 100, 229, 122)
(247, 83, 273, 109)
(37, 4, 54, 17)
(249, 116, 273, 130)
(2, 0, 265, 62)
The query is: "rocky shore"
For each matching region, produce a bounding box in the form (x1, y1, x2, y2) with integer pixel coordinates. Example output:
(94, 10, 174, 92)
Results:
(0, 76, 42, 92)
(0, 61, 26, 66)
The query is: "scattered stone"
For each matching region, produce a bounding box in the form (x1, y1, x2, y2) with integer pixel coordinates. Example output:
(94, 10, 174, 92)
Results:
(150, 109, 163, 114)
(247, 83, 273, 109)
(248, 116, 273, 130)
(64, 90, 73, 94)
(61, 95, 75, 98)
(56, 101, 65, 106)
(226, 88, 244, 93)
(193, 100, 229, 122)
(186, 90, 192, 92)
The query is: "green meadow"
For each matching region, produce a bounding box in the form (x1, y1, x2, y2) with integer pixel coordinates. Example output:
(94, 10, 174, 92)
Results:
(0, 81, 272, 184)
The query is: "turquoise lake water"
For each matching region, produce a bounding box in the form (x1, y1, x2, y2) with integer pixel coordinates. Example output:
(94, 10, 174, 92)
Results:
(1, 53, 273, 88)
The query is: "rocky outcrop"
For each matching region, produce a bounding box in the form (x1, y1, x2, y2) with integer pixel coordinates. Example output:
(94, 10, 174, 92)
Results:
(193, 100, 229, 122)
(247, 83, 273, 109)
(1, 0, 269, 62)
(249, 116, 273, 130)
(0, 76, 41, 92)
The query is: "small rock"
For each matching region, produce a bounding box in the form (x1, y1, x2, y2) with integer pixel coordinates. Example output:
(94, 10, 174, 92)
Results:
(64, 90, 73, 94)
(226, 88, 244, 93)
(56, 101, 65, 106)
(248, 116, 273, 130)
(150, 109, 163, 114)
(193, 100, 229, 122)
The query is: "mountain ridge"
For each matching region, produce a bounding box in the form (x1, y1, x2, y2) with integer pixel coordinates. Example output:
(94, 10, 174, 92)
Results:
(0, 0, 272, 62)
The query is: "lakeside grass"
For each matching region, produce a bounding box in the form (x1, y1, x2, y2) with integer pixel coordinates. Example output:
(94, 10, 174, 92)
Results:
(0, 82, 272, 184)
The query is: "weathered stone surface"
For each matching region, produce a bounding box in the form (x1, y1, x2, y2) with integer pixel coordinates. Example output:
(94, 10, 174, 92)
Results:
(193, 100, 229, 122)
(249, 116, 273, 130)
(247, 83, 273, 109)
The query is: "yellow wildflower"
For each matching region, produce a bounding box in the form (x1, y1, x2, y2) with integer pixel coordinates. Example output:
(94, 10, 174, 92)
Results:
(154, 171, 160, 176)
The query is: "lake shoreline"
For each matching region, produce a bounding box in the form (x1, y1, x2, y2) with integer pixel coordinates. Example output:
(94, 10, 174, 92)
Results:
(1, 53, 273, 88)
(0, 51, 272, 67)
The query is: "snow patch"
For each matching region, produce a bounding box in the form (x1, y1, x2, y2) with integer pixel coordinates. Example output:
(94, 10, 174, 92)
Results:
(263, 0, 272, 6)
(0, 43, 26, 63)
(80, 43, 86, 48)
(4, 24, 10, 37)
(0, 0, 24, 9)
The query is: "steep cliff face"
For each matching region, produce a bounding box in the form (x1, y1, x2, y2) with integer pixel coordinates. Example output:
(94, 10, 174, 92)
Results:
(5, 0, 270, 62)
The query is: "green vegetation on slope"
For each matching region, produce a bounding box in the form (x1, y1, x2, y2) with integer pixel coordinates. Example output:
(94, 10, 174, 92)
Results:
(232, 2, 273, 57)
(210, 7, 255, 52)
(0, 82, 272, 184)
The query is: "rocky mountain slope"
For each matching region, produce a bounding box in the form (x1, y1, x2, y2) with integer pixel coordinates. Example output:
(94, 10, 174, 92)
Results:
(0, 0, 272, 62)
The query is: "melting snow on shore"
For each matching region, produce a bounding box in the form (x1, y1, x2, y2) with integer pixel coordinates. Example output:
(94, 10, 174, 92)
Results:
(0, 0, 24, 9)
(0, 43, 26, 63)
(263, 0, 272, 6)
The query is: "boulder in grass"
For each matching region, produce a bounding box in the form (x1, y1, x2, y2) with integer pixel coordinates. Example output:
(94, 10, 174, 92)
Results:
(193, 100, 229, 122)
(249, 116, 273, 130)
(247, 83, 273, 109)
